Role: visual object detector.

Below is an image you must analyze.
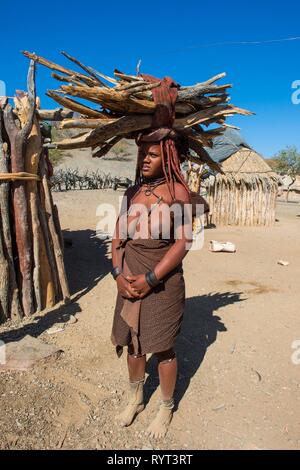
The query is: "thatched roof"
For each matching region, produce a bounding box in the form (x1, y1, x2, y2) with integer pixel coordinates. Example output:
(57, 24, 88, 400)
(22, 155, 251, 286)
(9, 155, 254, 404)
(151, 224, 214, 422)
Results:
(203, 128, 278, 185)
(220, 148, 277, 176)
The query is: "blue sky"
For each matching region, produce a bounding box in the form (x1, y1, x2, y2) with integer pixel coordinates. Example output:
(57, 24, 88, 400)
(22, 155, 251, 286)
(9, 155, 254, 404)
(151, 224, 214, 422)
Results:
(0, 0, 299, 157)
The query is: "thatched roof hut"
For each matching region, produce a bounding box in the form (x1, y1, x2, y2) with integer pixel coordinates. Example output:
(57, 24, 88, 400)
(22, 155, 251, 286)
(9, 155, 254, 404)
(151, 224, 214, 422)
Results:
(202, 129, 279, 226)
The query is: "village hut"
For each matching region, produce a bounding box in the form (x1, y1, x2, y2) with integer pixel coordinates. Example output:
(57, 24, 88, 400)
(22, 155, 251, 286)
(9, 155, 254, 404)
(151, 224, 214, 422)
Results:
(202, 129, 279, 226)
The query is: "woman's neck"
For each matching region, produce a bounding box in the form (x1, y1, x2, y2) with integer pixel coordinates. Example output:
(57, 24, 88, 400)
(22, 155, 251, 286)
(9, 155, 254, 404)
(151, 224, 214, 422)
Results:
(141, 174, 166, 184)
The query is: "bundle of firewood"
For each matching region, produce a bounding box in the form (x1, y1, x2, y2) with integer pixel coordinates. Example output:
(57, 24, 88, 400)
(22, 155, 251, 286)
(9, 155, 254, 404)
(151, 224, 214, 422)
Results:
(23, 51, 253, 172)
(0, 61, 69, 322)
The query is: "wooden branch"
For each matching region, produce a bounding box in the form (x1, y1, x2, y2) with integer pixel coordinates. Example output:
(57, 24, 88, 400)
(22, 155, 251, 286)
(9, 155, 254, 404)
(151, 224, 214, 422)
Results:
(46, 90, 104, 118)
(37, 108, 74, 121)
(52, 114, 152, 149)
(0, 100, 23, 320)
(21, 94, 55, 311)
(21, 51, 253, 173)
(177, 104, 253, 128)
(3, 70, 36, 316)
(51, 72, 83, 87)
(40, 155, 70, 302)
(123, 82, 161, 96)
(37, 178, 59, 303)
(181, 94, 230, 108)
(0, 105, 9, 321)
(0, 215, 9, 322)
(59, 84, 156, 114)
(60, 51, 107, 87)
(116, 80, 149, 91)
(56, 84, 196, 115)
(84, 66, 118, 85)
(184, 135, 223, 174)
(59, 118, 115, 129)
(114, 70, 143, 82)
(180, 73, 226, 90)
(92, 136, 122, 158)
(51, 104, 251, 150)
(178, 83, 232, 101)
(22, 51, 98, 87)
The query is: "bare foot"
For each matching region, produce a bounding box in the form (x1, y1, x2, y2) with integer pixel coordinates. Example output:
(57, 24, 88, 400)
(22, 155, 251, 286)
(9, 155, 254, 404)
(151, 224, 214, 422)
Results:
(116, 402, 145, 427)
(146, 405, 173, 439)
(116, 379, 144, 427)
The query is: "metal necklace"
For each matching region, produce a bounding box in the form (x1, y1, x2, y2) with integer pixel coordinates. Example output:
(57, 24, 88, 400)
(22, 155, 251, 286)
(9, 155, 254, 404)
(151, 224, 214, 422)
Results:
(141, 175, 167, 196)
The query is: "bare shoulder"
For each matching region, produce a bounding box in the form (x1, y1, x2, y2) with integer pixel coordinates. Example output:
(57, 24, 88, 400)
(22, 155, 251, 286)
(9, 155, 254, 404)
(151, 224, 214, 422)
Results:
(174, 182, 190, 203)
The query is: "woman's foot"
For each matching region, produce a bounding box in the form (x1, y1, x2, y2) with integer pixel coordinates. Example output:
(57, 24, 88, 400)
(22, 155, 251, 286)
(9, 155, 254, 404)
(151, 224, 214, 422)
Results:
(116, 378, 144, 427)
(116, 402, 145, 427)
(146, 398, 174, 438)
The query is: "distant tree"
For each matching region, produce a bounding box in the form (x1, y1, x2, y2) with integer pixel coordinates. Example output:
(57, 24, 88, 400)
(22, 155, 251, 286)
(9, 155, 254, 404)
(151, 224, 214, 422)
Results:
(272, 146, 300, 201)
(272, 145, 300, 175)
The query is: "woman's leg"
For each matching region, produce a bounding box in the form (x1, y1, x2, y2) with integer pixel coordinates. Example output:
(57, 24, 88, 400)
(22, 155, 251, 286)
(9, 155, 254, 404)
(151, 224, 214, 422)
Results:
(127, 349, 146, 382)
(157, 349, 177, 400)
(147, 348, 177, 438)
(116, 345, 146, 427)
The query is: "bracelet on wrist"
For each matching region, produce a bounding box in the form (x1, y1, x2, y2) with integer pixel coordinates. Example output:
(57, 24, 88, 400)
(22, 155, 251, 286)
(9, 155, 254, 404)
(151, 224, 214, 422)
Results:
(111, 266, 122, 280)
(145, 270, 163, 288)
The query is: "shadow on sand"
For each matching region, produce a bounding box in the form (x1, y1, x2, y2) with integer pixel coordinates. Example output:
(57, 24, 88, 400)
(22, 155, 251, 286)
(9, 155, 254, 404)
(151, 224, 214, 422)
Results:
(144, 291, 245, 408)
(0, 229, 111, 344)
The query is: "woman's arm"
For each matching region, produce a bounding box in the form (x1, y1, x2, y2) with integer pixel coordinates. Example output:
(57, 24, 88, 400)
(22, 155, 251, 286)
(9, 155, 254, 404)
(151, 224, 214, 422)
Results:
(111, 186, 140, 299)
(111, 185, 136, 269)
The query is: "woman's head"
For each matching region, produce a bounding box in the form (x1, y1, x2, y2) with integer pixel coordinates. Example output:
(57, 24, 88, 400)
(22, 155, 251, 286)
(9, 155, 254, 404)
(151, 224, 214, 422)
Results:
(135, 131, 191, 200)
(138, 142, 164, 179)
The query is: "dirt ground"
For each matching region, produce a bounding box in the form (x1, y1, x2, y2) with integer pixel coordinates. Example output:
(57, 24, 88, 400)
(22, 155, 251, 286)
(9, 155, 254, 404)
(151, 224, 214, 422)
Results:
(0, 189, 300, 450)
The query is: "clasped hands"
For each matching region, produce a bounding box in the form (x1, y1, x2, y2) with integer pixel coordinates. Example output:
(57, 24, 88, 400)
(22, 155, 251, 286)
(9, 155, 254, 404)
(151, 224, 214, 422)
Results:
(116, 273, 152, 299)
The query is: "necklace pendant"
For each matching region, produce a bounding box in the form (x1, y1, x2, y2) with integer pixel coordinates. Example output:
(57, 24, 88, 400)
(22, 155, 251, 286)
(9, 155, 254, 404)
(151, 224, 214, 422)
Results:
(145, 188, 152, 196)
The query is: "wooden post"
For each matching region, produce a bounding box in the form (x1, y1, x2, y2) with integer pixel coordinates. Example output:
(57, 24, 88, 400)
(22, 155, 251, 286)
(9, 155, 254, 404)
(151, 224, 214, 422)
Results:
(0, 99, 23, 320)
(3, 61, 36, 316)
(40, 154, 70, 302)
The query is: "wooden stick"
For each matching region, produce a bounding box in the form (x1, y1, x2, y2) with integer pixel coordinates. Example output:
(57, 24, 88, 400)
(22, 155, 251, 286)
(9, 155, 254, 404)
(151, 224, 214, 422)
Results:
(3, 61, 36, 316)
(46, 91, 104, 118)
(40, 155, 70, 302)
(52, 114, 152, 149)
(92, 136, 122, 158)
(114, 70, 143, 82)
(37, 108, 74, 121)
(51, 72, 84, 87)
(37, 177, 59, 304)
(0, 106, 9, 320)
(52, 204, 64, 252)
(0, 99, 23, 320)
(22, 51, 98, 87)
(59, 118, 115, 129)
(60, 51, 107, 87)
(16, 93, 43, 312)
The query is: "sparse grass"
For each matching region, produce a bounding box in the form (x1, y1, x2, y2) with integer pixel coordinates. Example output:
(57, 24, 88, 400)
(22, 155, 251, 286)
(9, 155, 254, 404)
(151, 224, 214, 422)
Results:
(49, 148, 66, 166)
(48, 126, 73, 166)
(102, 139, 132, 161)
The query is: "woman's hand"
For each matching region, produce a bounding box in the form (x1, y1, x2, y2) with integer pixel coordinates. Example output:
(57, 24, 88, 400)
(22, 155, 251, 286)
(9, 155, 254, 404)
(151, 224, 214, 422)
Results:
(126, 274, 152, 298)
(116, 274, 140, 299)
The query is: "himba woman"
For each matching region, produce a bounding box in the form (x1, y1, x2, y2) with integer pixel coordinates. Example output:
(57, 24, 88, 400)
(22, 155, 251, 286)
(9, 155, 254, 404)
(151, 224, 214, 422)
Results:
(110, 75, 194, 439)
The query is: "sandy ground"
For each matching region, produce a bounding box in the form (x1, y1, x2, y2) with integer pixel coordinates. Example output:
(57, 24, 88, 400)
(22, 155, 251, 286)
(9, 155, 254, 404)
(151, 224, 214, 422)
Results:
(0, 187, 300, 450)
